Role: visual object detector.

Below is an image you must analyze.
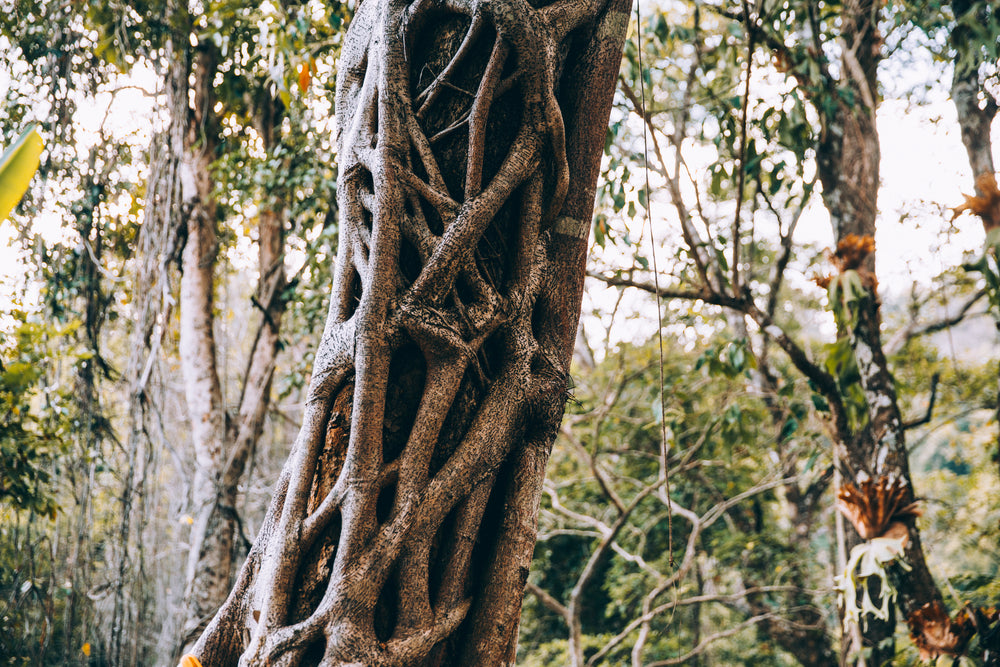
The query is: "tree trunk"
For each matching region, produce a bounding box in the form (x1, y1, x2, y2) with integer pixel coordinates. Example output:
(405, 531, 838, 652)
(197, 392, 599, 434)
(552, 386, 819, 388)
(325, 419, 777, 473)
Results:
(177, 42, 237, 652)
(815, 1, 944, 662)
(950, 0, 997, 183)
(174, 35, 289, 655)
(949, 0, 1000, 484)
(188, 0, 628, 663)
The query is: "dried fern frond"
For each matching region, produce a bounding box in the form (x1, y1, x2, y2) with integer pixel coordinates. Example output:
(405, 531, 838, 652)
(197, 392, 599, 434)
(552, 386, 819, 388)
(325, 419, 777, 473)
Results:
(837, 474, 921, 540)
(953, 172, 1000, 232)
(812, 273, 834, 289)
(906, 601, 976, 662)
(832, 234, 877, 272)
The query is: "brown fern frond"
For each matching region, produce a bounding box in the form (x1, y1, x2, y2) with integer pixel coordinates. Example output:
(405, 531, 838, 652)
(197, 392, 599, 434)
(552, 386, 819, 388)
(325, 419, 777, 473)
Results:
(906, 601, 976, 662)
(953, 172, 1000, 232)
(832, 234, 876, 272)
(812, 273, 834, 289)
(836, 474, 921, 540)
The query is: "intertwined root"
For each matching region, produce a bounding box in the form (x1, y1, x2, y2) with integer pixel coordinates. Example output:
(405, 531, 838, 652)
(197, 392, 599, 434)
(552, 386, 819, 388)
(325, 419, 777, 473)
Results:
(191, 0, 625, 664)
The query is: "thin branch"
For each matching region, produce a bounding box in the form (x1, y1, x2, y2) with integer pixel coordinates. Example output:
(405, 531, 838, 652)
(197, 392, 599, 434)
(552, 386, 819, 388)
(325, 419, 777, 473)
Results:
(587, 270, 851, 443)
(885, 288, 988, 355)
(588, 586, 815, 666)
(525, 581, 569, 619)
(902, 372, 940, 430)
(398, 169, 461, 219)
(644, 613, 779, 666)
(764, 179, 815, 319)
(731, 0, 755, 297)
(705, 3, 833, 96)
(465, 38, 509, 198)
(415, 11, 484, 119)
(561, 424, 627, 514)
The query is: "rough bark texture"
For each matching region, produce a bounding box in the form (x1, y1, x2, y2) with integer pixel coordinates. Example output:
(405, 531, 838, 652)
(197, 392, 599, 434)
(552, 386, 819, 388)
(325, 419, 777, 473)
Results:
(177, 44, 234, 651)
(950, 0, 997, 184)
(813, 1, 944, 662)
(189, 0, 628, 664)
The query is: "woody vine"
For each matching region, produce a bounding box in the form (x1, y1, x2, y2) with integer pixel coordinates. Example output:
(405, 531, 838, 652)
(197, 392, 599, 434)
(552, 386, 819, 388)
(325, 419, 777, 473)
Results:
(184, 0, 629, 664)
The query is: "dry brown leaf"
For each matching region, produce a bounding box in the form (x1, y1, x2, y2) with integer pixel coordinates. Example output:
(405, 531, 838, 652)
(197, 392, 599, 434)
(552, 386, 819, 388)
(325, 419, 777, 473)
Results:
(907, 601, 975, 662)
(953, 172, 1000, 232)
(837, 474, 921, 540)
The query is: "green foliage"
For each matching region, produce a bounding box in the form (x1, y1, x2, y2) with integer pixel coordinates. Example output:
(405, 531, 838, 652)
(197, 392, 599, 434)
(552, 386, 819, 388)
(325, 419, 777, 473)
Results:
(963, 227, 1000, 318)
(521, 320, 834, 665)
(826, 270, 870, 331)
(951, 1, 1000, 75)
(0, 314, 82, 517)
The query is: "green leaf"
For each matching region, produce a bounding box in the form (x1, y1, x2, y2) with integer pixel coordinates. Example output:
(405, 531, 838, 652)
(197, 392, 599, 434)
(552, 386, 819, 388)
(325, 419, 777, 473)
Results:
(779, 417, 798, 442)
(986, 226, 1000, 249)
(0, 125, 44, 222)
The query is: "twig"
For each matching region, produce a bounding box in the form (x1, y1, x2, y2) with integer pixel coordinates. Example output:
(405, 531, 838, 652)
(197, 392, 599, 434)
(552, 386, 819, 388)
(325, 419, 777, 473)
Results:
(902, 372, 940, 430)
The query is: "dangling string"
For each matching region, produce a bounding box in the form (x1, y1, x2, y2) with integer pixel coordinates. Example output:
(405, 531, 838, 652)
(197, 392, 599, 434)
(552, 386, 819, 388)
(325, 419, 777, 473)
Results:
(633, 0, 673, 569)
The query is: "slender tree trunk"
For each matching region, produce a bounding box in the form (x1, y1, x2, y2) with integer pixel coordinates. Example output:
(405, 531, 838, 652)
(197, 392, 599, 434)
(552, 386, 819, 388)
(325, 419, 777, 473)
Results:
(814, 1, 944, 662)
(189, 0, 628, 663)
(949, 0, 1000, 484)
(174, 37, 290, 655)
(176, 42, 237, 652)
(111, 27, 191, 661)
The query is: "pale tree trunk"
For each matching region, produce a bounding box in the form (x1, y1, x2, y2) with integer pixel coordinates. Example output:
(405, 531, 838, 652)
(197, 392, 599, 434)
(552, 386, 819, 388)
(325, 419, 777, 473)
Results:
(116, 23, 194, 663)
(177, 42, 234, 650)
(188, 0, 629, 663)
(173, 35, 290, 654)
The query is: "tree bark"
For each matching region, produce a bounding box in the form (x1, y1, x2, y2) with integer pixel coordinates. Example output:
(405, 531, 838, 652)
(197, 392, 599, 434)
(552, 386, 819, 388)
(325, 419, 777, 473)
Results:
(174, 35, 290, 655)
(950, 0, 997, 183)
(188, 0, 628, 663)
(176, 42, 237, 652)
(949, 0, 1000, 484)
(813, 1, 944, 661)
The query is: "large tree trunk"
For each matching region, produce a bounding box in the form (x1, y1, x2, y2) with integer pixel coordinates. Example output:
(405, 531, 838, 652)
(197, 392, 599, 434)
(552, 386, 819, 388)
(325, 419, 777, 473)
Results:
(188, 0, 628, 663)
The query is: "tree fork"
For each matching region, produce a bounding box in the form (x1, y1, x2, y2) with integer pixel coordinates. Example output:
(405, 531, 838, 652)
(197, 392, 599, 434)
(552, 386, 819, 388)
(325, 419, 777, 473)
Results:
(189, 0, 629, 664)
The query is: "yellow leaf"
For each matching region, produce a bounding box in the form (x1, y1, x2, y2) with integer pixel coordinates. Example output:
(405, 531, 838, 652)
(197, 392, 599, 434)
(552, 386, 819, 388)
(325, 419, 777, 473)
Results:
(0, 125, 44, 222)
(81, 642, 91, 656)
(181, 514, 194, 525)
(180, 656, 204, 667)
